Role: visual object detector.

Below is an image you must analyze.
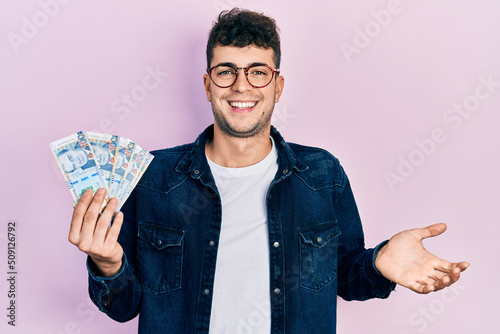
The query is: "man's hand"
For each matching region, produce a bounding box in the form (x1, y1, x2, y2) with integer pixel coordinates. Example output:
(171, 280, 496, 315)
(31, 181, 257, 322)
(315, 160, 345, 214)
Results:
(375, 223, 469, 294)
(68, 188, 124, 277)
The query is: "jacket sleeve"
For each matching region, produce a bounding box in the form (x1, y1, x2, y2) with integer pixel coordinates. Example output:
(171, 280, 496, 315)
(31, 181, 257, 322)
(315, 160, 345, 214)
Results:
(87, 191, 142, 322)
(334, 172, 396, 301)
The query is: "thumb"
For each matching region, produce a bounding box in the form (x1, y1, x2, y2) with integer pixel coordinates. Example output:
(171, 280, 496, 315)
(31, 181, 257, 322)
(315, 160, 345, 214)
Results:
(419, 223, 447, 240)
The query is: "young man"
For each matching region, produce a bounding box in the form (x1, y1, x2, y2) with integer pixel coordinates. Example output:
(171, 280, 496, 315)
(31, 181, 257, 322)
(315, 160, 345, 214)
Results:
(68, 8, 469, 333)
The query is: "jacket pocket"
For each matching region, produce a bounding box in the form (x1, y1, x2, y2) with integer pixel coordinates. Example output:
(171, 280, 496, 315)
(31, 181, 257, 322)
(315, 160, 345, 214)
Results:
(137, 223, 184, 293)
(298, 222, 341, 291)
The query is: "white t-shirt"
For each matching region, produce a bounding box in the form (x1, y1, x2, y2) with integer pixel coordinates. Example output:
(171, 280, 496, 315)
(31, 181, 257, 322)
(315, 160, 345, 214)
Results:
(207, 138, 278, 334)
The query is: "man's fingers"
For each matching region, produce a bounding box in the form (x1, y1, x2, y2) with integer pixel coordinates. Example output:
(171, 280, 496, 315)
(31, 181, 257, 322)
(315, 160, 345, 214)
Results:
(73, 188, 93, 213)
(446, 265, 465, 285)
(412, 281, 435, 294)
(419, 223, 447, 240)
(93, 197, 119, 245)
(431, 274, 453, 292)
(427, 271, 445, 283)
(78, 188, 108, 251)
(435, 262, 469, 276)
(68, 189, 93, 244)
(105, 212, 124, 247)
(80, 188, 107, 234)
(434, 261, 453, 273)
(410, 282, 426, 294)
(86, 188, 108, 221)
(457, 261, 470, 271)
(422, 284, 436, 294)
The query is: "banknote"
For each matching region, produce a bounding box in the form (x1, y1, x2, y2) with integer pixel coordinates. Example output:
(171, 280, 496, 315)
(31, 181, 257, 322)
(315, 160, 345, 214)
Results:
(50, 131, 110, 207)
(51, 131, 153, 211)
(117, 151, 154, 211)
(87, 132, 120, 190)
(116, 145, 146, 202)
(109, 137, 136, 199)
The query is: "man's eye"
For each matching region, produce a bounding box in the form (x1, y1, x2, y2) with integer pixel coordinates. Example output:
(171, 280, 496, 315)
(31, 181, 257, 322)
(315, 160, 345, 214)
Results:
(250, 68, 269, 76)
(215, 67, 235, 76)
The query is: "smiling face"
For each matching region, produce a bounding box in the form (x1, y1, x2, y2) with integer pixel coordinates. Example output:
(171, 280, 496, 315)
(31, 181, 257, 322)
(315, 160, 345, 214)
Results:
(204, 45, 284, 139)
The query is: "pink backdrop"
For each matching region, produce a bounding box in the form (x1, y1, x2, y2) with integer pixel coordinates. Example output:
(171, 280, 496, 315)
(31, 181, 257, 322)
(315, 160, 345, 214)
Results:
(1, 0, 498, 333)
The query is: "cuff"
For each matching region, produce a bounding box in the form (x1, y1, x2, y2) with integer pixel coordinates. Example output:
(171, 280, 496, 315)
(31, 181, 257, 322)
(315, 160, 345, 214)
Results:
(369, 240, 397, 297)
(87, 255, 127, 284)
(87, 253, 136, 312)
(372, 240, 389, 278)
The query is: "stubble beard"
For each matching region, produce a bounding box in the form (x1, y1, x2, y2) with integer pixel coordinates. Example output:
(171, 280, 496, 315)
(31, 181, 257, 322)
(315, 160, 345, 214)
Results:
(211, 101, 274, 139)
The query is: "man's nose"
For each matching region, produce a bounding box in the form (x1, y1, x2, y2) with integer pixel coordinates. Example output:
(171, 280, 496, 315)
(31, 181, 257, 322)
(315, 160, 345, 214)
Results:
(231, 70, 253, 92)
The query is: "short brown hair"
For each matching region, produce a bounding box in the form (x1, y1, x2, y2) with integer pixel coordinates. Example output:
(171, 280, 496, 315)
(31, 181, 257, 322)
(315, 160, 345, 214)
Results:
(206, 8, 281, 69)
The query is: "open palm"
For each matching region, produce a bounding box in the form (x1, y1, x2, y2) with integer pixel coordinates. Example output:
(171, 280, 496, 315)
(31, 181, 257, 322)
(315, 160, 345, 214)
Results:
(375, 223, 469, 294)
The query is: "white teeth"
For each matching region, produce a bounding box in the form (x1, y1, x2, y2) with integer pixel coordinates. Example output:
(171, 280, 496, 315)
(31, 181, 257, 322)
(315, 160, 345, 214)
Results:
(229, 101, 256, 109)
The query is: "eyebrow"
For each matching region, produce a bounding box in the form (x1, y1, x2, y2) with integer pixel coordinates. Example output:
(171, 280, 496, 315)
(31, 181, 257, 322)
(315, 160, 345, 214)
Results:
(213, 62, 270, 68)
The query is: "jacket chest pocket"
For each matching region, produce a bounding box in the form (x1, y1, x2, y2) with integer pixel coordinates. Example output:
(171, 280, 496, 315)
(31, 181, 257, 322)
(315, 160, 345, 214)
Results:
(298, 222, 341, 292)
(137, 223, 184, 294)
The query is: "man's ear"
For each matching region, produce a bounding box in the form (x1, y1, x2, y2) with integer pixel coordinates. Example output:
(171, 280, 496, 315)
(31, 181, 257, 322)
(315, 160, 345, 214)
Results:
(275, 75, 284, 103)
(203, 74, 211, 102)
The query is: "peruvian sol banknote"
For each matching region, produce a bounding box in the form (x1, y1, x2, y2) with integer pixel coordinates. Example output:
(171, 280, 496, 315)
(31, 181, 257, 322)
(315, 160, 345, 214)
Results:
(50, 131, 110, 209)
(109, 137, 135, 199)
(87, 132, 120, 190)
(50, 131, 153, 211)
(117, 150, 153, 211)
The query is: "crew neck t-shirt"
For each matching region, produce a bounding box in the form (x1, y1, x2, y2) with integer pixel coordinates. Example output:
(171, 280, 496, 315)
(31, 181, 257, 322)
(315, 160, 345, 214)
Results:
(207, 138, 278, 333)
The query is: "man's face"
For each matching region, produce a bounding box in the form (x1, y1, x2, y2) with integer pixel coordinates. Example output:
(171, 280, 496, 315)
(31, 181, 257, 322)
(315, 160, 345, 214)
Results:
(204, 45, 284, 138)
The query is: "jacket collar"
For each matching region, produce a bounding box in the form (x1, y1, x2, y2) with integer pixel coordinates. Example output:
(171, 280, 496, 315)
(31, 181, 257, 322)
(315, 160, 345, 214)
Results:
(175, 124, 308, 178)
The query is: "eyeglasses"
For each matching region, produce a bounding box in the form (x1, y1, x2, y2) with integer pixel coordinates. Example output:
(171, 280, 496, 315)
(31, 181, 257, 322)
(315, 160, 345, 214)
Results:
(207, 63, 280, 88)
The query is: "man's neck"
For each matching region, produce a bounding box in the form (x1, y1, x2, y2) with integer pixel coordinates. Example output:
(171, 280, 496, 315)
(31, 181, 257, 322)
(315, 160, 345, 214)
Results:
(205, 126, 273, 168)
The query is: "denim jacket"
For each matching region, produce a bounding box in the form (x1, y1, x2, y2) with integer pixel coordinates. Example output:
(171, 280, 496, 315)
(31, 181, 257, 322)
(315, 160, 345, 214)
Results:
(87, 125, 395, 333)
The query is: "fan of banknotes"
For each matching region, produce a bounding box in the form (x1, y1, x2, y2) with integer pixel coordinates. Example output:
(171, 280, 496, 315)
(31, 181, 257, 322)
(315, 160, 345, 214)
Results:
(50, 131, 154, 212)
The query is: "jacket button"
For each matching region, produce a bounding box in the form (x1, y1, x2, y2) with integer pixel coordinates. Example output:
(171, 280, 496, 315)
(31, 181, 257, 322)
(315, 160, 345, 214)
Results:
(274, 288, 281, 294)
(203, 289, 210, 295)
(157, 240, 162, 246)
(194, 170, 200, 175)
(209, 240, 215, 246)
(273, 242, 280, 248)
(282, 169, 288, 174)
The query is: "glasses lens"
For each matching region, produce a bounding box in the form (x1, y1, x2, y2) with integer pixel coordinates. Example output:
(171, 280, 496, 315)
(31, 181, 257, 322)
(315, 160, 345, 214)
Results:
(210, 65, 275, 88)
(247, 65, 274, 87)
(211, 66, 237, 87)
